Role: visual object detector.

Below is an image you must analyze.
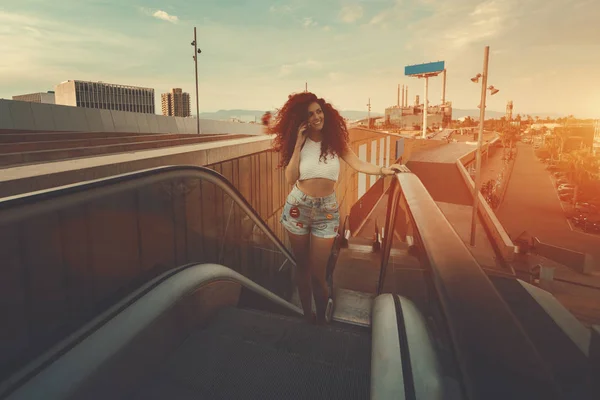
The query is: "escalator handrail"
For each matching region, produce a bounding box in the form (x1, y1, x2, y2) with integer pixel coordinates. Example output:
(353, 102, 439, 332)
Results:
(382, 172, 562, 399)
(0, 263, 303, 399)
(0, 165, 296, 266)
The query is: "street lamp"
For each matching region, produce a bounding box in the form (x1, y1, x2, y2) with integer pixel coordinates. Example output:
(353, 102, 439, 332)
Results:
(367, 98, 371, 128)
(191, 27, 202, 134)
(469, 46, 500, 247)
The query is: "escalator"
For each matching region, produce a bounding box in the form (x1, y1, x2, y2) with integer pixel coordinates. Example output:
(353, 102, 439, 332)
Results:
(0, 166, 441, 399)
(137, 306, 371, 399)
(0, 165, 577, 399)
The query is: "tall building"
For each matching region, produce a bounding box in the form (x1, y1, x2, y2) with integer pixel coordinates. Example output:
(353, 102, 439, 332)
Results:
(594, 119, 600, 156)
(506, 100, 513, 121)
(161, 88, 191, 117)
(12, 91, 55, 104)
(54, 80, 155, 114)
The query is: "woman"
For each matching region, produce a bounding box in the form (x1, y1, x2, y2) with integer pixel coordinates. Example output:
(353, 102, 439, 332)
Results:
(269, 92, 402, 325)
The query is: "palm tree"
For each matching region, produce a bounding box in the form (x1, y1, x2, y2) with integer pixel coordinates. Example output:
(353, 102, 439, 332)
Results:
(563, 147, 599, 206)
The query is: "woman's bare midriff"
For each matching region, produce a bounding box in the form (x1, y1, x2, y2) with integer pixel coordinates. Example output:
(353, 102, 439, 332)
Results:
(297, 178, 336, 198)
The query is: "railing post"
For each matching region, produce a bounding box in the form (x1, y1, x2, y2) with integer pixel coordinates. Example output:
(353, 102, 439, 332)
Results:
(591, 325, 600, 397)
(377, 178, 401, 295)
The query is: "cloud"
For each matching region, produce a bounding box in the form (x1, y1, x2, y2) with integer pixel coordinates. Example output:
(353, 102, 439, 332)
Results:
(269, 4, 294, 13)
(328, 72, 346, 82)
(152, 10, 179, 23)
(302, 17, 317, 28)
(279, 59, 322, 77)
(340, 5, 363, 23)
(364, 0, 412, 29)
(323, 25, 331, 31)
(0, 10, 156, 86)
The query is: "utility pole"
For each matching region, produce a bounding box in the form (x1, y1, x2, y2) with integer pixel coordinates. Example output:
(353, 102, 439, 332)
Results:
(305, 82, 308, 92)
(191, 27, 201, 134)
(367, 98, 371, 129)
(423, 76, 429, 138)
(470, 46, 490, 246)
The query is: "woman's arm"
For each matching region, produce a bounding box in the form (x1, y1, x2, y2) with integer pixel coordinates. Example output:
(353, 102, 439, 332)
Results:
(340, 144, 402, 176)
(284, 122, 309, 185)
(284, 144, 303, 185)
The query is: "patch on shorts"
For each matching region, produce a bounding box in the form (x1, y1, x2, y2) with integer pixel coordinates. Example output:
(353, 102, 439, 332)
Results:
(290, 206, 300, 218)
(296, 222, 304, 228)
(326, 214, 333, 220)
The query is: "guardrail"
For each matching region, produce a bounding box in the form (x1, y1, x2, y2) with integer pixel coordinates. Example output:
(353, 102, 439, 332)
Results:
(376, 170, 563, 400)
(0, 165, 295, 383)
(349, 176, 385, 234)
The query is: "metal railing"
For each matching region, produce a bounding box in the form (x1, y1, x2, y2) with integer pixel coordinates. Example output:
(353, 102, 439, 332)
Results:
(376, 170, 564, 400)
(0, 165, 295, 382)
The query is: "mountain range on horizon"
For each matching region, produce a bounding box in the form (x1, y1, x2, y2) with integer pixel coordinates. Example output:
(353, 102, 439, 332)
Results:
(197, 108, 567, 122)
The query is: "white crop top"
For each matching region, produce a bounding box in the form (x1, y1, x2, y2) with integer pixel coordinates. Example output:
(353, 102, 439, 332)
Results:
(298, 138, 340, 182)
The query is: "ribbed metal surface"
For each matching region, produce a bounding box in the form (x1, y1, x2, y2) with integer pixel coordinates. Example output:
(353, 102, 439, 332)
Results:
(133, 307, 371, 399)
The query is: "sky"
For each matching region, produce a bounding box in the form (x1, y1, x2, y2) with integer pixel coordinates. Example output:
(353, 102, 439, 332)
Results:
(1, 0, 599, 118)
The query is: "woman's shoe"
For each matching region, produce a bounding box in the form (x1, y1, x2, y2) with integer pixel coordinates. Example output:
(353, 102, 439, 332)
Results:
(325, 297, 334, 323)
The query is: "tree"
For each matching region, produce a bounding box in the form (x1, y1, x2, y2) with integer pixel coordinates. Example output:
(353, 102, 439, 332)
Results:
(563, 147, 599, 205)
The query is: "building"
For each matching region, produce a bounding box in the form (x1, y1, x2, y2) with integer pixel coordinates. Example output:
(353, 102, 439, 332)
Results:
(55, 80, 155, 114)
(506, 100, 513, 121)
(384, 97, 452, 130)
(161, 88, 191, 117)
(594, 119, 600, 156)
(12, 91, 55, 104)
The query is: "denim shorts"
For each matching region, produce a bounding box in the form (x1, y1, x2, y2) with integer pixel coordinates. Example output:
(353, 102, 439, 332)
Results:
(280, 185, 340, 239)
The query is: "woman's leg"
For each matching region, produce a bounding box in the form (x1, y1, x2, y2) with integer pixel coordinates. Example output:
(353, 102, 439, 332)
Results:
(308, 235, 335, 324)
(287, 231, 313, 323)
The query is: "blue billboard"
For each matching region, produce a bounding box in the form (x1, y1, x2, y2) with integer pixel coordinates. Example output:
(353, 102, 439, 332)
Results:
(405, 61, 445, 76)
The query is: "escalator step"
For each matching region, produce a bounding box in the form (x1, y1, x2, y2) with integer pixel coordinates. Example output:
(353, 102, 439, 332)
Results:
(133, 307, 370, 399)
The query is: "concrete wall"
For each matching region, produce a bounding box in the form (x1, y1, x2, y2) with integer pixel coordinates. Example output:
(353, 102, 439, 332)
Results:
(533, 238, 594, 274)
(0, 99, 264, 136)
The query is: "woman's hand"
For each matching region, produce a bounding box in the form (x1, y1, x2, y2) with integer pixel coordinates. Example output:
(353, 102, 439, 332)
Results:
(295, 122, 308, 149)
(381, 163, 405, 176)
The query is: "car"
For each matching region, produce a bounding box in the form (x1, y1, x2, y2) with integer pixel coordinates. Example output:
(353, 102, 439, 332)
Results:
(558, 184, 575, 191)
(575, 202, 598, 214)
(554, 172, 568, 179)
(559, 192, 573, 201)
(558, 187, 574, 194)
(556, 179, 570, 187)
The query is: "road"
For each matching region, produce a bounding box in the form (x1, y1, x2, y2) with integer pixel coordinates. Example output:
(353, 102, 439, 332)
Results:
(496, 142, 600, 272)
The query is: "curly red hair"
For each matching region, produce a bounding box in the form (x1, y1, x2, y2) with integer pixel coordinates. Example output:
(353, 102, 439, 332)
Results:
(268, 92, 349, 168)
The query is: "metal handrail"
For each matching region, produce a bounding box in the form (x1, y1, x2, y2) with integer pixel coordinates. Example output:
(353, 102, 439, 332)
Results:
(0, 165, 296, 266)
(376, 171, 563, 399)
(1, 263, 303, 399)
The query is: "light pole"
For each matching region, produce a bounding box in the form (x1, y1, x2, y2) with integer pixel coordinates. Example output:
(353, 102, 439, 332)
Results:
(191, 27, 202, 134)
(469, 46, 499, 246)
(367, 98, 371, 128)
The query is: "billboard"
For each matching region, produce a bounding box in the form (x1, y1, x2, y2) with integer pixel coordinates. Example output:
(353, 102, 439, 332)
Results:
(405, 61, 445, 76)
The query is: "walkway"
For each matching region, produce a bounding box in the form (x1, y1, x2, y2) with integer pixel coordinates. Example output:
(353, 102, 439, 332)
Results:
(496, 142, 600, 272)
(496, 142, 600, 326)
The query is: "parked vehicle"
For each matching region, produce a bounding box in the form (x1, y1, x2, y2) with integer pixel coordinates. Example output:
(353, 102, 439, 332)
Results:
(575, 202, 598, 214)
(558, 187, 574, 195)
(558, 184, 575, 191)
(571, 214, 587, 227)
(559, 192, 573, 201)
(584, 219, 600, 233)
(556, 178, 570, 186)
